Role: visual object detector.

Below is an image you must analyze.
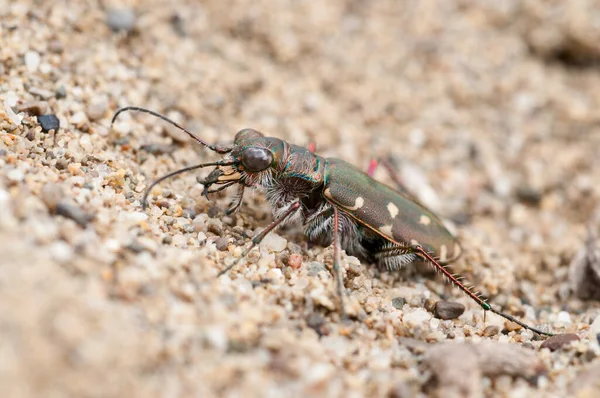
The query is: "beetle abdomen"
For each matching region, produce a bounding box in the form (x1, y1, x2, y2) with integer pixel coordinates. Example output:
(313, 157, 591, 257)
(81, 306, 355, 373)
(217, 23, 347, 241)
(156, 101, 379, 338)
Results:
(322, 158, 461, 263)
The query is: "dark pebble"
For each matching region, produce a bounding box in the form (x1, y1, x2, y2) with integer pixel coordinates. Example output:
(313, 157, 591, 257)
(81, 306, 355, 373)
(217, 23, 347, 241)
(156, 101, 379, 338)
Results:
(540, 334, 580, 351)
(55, 85, 67, 99)
(516, 186, 542, 206)
(55, 158, 69, 170)
(392, 297, 406, 310)
(433, 300, 465, 320)
(127, 241, 146, 254)
(597, 332, 600, 346)
(162, 235, 173, 244)
(37, 114, 60, 133)
(182, 208, 196, 219)
(215, 237, 229, 251)
(306, 312, 327, 336)
(106, 8, 136, 32)
(207, 206, 220, 218)
(56, 201, 94, 227)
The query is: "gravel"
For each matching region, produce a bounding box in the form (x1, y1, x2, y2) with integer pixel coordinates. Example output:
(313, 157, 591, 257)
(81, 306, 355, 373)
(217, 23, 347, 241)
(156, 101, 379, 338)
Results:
(2, 1, 600, 397)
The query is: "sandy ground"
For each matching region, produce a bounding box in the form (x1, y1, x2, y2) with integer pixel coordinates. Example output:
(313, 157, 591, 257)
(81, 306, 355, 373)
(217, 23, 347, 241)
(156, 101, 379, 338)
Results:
(2, 1, 600, 397)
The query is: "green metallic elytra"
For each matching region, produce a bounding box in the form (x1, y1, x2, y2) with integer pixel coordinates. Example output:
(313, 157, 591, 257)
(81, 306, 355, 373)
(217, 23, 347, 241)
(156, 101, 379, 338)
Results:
(322, 158, 462, 264)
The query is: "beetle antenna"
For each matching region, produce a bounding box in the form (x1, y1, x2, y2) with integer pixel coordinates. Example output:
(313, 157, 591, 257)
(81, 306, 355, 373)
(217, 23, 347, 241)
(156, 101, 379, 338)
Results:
(111, 106, 232, 154)
(142, 160, 234, 209)
(414, 245, 553, 336)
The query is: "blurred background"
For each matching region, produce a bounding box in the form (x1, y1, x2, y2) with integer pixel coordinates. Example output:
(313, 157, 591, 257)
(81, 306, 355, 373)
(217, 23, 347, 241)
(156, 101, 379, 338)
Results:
(2, 0, 600, 397)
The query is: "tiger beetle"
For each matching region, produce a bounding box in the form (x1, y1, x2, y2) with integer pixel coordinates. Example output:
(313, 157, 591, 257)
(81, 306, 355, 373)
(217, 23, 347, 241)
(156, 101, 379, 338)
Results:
(112, 106, 553, 337)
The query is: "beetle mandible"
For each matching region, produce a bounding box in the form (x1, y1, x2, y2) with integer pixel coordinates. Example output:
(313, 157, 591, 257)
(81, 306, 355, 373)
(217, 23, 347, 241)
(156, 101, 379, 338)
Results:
(112, 106, 552, 336)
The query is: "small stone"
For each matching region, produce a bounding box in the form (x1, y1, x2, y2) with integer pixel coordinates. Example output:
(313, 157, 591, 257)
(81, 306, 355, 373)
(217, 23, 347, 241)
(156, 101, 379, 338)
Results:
(433, 300, 465, 320)
(86, 97, 108, 121)
(106, 8, 136, 32)
(392, 297, 406, 310)
(41, 183, 64, 211)
(206, 219, 223, 235)
(556, 311, 572, 324)
(28, 87, 54, 100)
(540, 333, 580, 351)
(307, 261, 326, 276)
(259, 233, 287, 253)
(207, 206, 220, 218)
(17, 101, 49, 116)
(424, 298, 436, 313)
(403, 308, 431, 327)
(215, 237, 229, 251)
(37, 114, 60, 133)
(306, 312, 327, 336)
(48, 39, 64, 54)
(24, 51, 41, 72)
(55, 85, 67, 99)
(504, 320, 522, 332)
(483, 325, 500, 337)
(56, 201, 94, 227)
(287, 253, 303, 269)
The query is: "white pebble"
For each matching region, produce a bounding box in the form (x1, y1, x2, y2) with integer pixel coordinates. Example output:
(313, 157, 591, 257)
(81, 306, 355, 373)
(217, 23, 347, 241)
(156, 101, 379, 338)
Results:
(6, 168, 24, 182)
(556, 311, 572, 324)
(24, 51, 41, 72)
(402, 308, 432, 327)
(4, 102, 22, 125)
(49, 241, 74, 263)
(259, 233, 287, 253)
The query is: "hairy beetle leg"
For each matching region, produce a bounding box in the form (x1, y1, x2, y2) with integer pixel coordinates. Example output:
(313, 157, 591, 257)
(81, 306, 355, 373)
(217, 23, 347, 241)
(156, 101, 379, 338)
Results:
(332, 207, 347, 318)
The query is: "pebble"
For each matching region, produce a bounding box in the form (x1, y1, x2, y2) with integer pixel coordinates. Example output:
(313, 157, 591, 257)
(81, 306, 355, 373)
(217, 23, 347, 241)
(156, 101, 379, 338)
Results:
(392, 297, 406, 310)
(49, 241, 74, 264)
(28, 87, 55, 100)
(86, 97, 108, 121)
(106, 8, 136, 32)
(56, 201, 94, 227)
(307, 261, 327, 276)
(287, 253, 303, 269)
(432, 301, 465, 320)
(41, 183, 64, 211)
(540, 334, 580, 351)
(17, 101, 49, 116)
(402, 308, 431, 328)
(37, 114, 60, 133)
(215, 237, 229, 251)
(483, 325, 500, 337)
(24, 51, 41, 72)
(259, 233, 287, 253)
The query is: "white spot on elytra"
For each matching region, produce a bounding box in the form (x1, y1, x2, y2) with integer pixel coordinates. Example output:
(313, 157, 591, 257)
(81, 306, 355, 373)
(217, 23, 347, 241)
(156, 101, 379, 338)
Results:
(379, 225, 393, 236)
(346, 196, 364, 210)
(324, 187, 332, 198)
(419, 214, 431, 226)
(410, 239, 420, 247)
(439, 244, 448, 262)
(387, 202, 399, 218)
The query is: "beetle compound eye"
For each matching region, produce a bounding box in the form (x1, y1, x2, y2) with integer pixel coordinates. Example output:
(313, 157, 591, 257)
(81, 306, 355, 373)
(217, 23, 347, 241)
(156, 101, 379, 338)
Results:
(241, 147, 273, 172)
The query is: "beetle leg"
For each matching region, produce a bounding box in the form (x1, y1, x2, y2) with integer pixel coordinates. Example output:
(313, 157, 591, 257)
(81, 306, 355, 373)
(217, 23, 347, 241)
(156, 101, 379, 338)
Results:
(332, 207, 347, 317)
(218, 201, 301, 276)
(410, 243, 553, 336)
